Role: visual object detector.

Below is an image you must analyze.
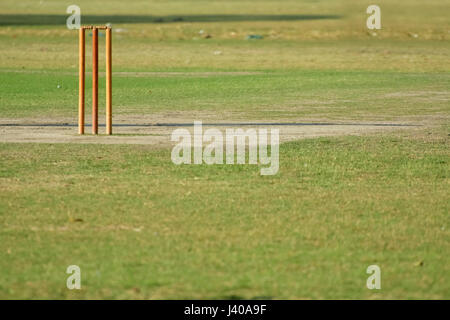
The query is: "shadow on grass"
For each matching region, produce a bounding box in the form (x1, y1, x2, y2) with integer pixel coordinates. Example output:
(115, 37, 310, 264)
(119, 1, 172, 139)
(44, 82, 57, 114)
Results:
(0, 14, 341, 26)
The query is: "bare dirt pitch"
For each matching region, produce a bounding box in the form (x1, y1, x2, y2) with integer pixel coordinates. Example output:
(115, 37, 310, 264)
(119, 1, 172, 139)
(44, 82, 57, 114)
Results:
(0, 112, 424, 147)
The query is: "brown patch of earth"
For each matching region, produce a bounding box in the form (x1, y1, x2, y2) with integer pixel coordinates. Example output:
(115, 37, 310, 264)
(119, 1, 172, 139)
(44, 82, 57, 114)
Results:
(0, 112, 433, 147)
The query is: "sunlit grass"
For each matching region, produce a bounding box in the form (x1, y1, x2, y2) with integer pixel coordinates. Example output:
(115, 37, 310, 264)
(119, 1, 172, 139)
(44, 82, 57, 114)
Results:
(0, 128, 448, 299)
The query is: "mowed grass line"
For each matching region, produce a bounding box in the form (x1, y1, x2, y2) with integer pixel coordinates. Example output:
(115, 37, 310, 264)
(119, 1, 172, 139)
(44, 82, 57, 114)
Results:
(0, 131, 448, 299)
(0, 70, 448, 120)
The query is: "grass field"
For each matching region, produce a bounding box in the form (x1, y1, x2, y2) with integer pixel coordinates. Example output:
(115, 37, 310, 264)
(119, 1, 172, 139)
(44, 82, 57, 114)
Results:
(0, 0, 449, 299)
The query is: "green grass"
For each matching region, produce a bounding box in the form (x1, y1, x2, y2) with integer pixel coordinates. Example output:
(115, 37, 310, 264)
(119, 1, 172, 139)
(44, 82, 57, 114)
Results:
(0, 130, 448, 299)
(0, 0, 449, 299)
(1, 70, 449, 120)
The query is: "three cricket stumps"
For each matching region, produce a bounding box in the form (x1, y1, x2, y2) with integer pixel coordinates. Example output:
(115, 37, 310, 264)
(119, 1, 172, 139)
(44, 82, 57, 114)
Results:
(78, 26, 112, 135)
